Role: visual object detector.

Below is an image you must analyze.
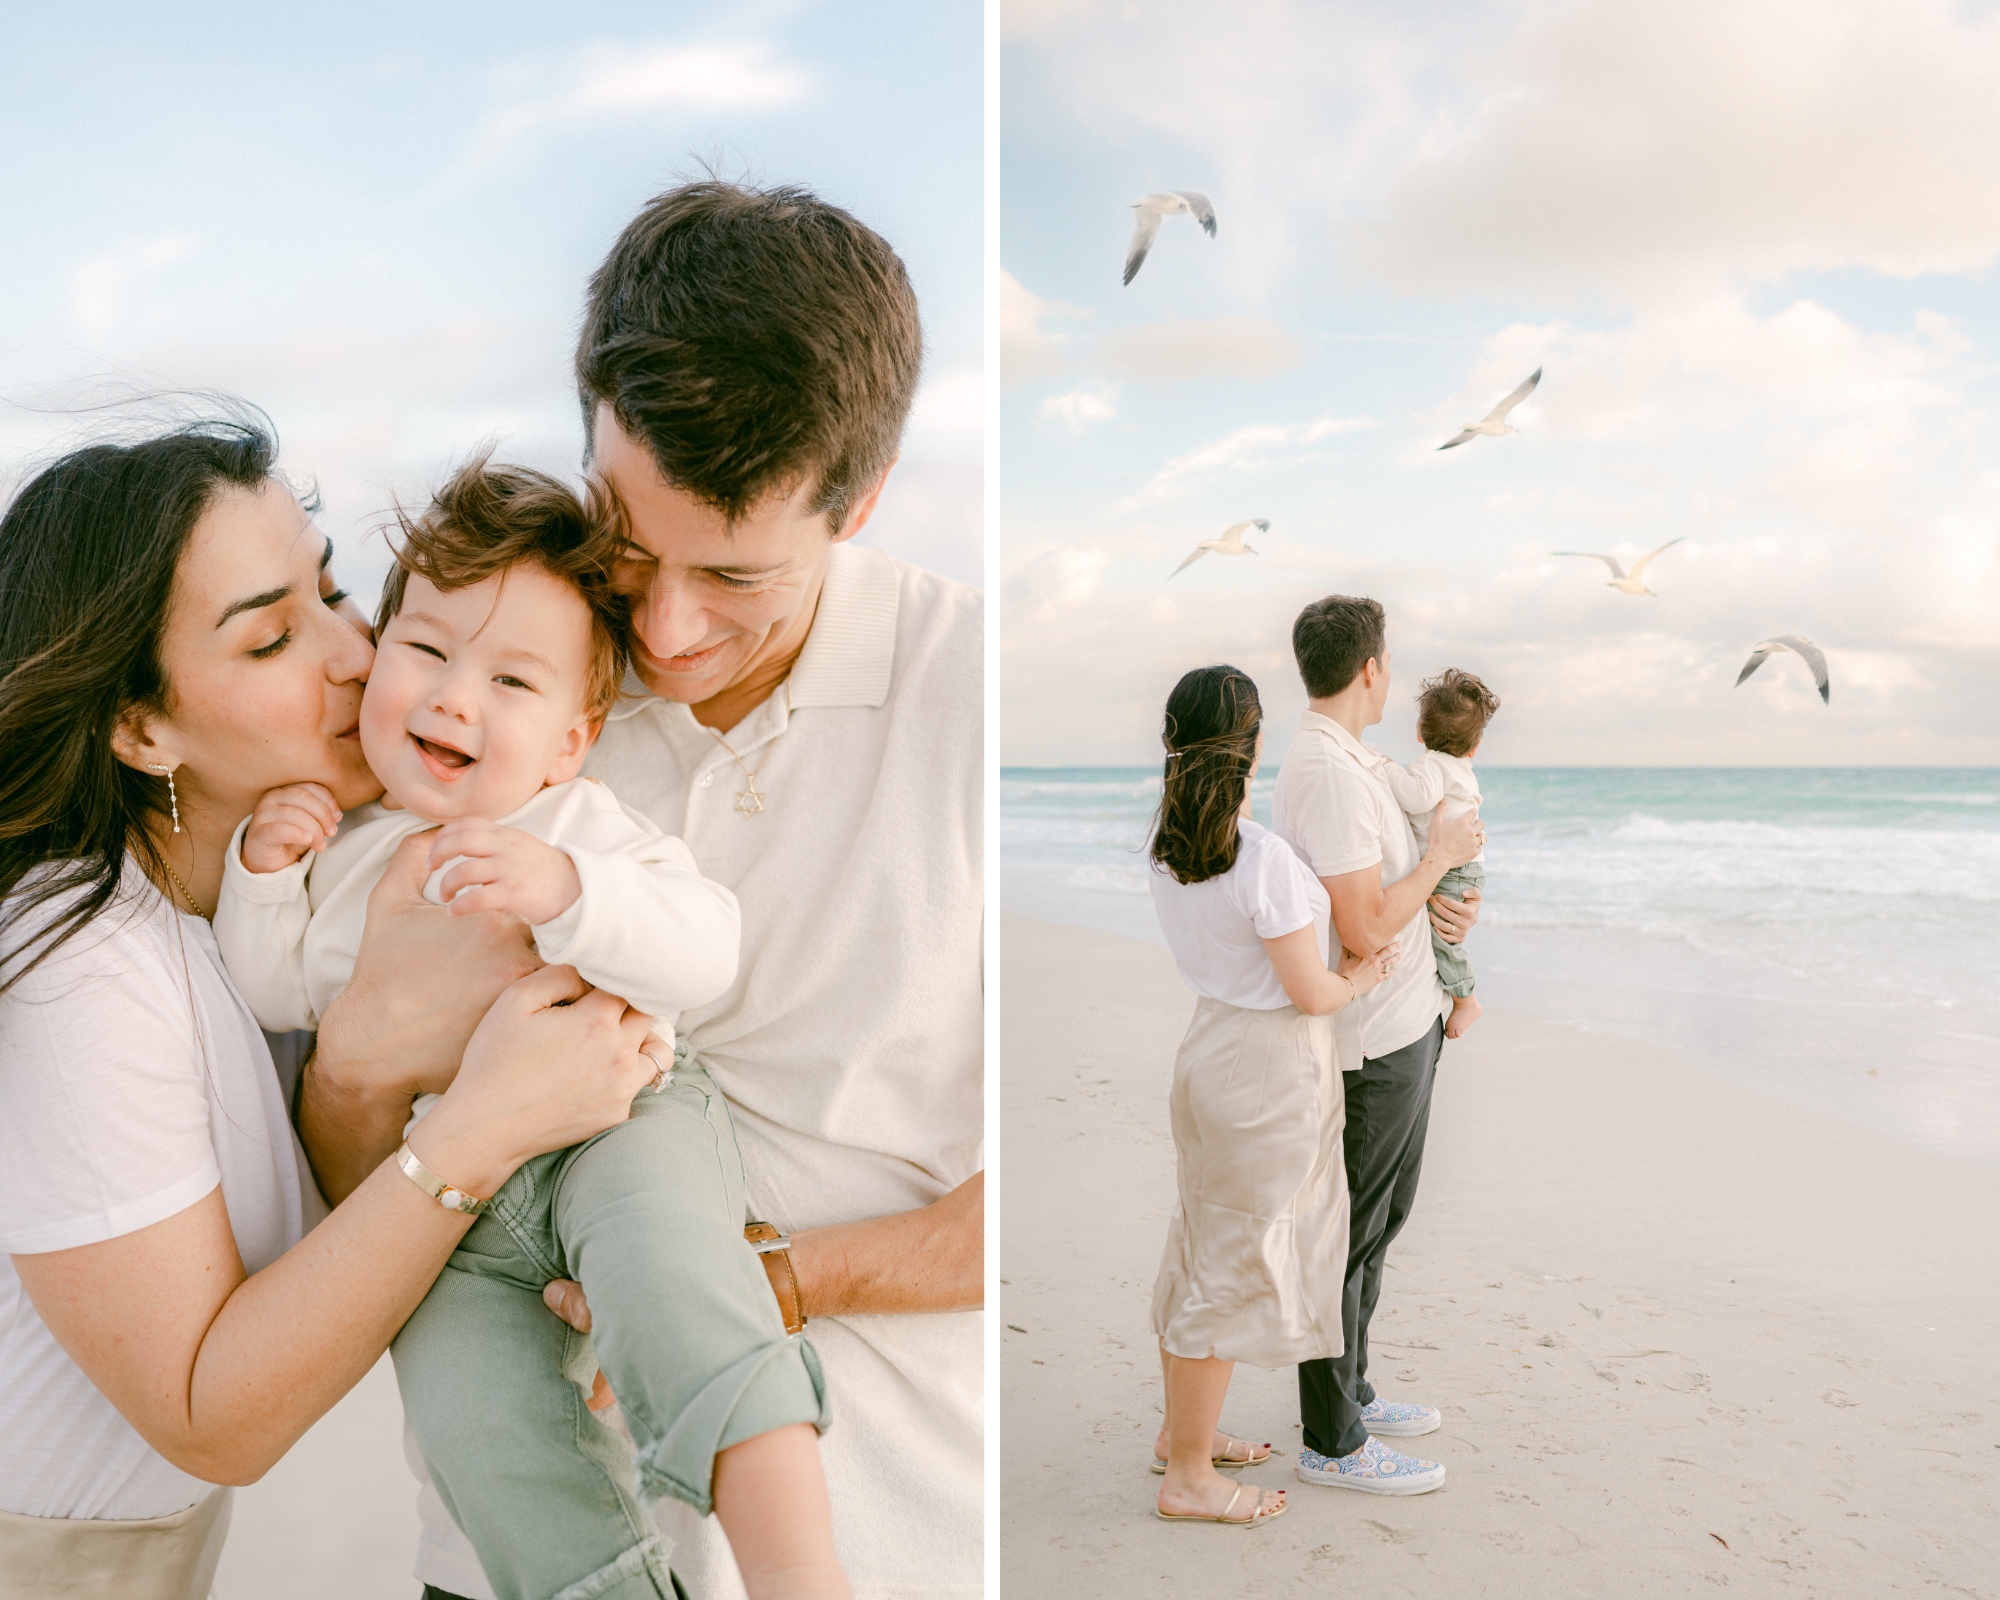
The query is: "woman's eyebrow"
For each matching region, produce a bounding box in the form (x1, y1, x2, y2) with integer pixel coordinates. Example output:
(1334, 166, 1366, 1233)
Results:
(218, 538, 337, 628)
(217, 585, 292, 628)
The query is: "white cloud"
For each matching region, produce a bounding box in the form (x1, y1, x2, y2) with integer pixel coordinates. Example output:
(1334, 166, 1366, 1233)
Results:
(1120, 415, 1375, 508)
(1002, 272, 1088, 389)
(1096, 315, 1301, 383)
(1352, 0, 2000, 300)
(1038, 384, 1119, 434)
(68, 234, 202, 342)
(904, 366, 983, 451)
(454, 42, 810, 178)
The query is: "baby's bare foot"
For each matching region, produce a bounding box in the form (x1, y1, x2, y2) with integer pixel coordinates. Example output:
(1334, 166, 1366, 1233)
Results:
(1445, 994, 1482, 1039)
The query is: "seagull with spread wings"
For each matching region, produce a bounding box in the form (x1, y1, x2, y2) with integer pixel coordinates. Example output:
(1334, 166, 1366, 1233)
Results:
(1551, 537, 1684, 596)
(1438, 367, 1543, 450)
(1124, 191, 1217, 286)
(1170, 519, 1267, 578)
(1735, 635, 1830, 704)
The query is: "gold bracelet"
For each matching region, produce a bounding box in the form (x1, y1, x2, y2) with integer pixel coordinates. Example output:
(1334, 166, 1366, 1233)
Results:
(396, 1143, 490, 1217)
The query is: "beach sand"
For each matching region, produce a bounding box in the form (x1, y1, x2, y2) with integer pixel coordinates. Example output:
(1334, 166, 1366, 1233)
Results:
(1002, 914, 2000, 1596)
(212, 1354, 420, 1598)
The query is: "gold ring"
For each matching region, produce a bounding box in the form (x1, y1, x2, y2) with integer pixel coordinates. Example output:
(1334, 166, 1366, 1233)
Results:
(639, 1048, 668, 1094)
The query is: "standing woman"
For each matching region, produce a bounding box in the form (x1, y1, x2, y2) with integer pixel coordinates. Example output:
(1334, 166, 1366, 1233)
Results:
(1145, 665, 1396, 1527)
(0, 416, 655, 1598)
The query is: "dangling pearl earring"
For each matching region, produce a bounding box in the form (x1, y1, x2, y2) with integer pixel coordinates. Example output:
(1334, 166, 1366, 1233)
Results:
(147, 764, 182, 834)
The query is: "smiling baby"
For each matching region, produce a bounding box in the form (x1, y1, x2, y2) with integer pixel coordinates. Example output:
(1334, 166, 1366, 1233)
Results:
(210, 457, 843, 1600)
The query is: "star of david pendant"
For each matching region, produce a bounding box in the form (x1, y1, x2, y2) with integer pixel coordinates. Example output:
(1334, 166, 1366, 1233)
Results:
(732, 783, 766, 815)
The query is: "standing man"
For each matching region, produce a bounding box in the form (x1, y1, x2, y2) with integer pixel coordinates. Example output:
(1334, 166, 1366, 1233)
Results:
(406, 182, 983, 1598)
(1272, 595, 1481, 1497)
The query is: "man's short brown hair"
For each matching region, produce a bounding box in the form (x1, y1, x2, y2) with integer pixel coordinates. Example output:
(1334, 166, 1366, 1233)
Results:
(375, 455, 628, 724)
(1292, 595, 1387, 699)
(1417, 668, 1500, 757)
(575, 180, 924, 533)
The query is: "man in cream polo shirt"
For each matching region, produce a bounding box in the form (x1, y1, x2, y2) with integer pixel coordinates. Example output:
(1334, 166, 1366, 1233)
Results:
(409, 183, 982, 1600)
(1272, 594, 1482, 1498)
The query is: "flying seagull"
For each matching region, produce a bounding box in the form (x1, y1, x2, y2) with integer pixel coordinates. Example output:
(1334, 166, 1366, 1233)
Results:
(1551, 537, 1684, 596)
(1735, 635, 1830, 704)
(1124, 191, 1217, 286)
(1170, 519, 1267, 578)
(1438, 367, 1543, 449)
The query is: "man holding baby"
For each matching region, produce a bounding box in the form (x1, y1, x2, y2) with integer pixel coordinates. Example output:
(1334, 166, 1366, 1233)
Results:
(305, 182, 982, 1600)
(1274, 595, 1491, 1496)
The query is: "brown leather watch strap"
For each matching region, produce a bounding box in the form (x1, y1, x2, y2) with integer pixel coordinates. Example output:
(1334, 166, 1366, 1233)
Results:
(745, 1221, 806, 1334)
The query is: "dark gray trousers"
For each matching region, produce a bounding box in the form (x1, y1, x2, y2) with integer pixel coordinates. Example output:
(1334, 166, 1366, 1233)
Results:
(1296, 1015, 1444, 1458)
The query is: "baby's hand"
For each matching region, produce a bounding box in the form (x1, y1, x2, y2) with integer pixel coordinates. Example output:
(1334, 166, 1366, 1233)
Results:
(427, 819, 582, 926)
(241, 783, 343, 873)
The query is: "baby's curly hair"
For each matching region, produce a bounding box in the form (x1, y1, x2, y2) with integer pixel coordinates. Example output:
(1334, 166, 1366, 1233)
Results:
(375, 453, 629, 725)
(1417, 668, 1499, 758)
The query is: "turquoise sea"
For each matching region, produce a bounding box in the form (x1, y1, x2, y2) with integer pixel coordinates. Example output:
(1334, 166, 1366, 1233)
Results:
(1003, 767, 2000, 1168)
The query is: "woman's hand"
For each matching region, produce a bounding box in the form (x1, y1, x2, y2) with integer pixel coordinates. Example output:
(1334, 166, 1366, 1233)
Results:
(411, 965, 657, 1200)
(1338, 940, 1400, 996)
(1424, 804, 1484, 871)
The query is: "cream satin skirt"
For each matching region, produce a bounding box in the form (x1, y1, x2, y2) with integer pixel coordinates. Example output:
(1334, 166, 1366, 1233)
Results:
(1151, 996, 1349, 1368)
(0, 1486, 231, 1599)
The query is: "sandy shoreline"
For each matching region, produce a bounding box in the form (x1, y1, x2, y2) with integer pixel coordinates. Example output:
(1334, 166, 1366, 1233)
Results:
(1001, 914, 2000, 1596)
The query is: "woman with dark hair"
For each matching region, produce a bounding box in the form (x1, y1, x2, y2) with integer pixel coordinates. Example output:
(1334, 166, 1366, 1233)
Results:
(1144, 664, 1398, 1528)
(0, 417, 657, 1598)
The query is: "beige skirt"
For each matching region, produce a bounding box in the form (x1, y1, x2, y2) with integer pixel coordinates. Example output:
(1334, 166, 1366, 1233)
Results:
(0, 1486, 231, 1600)
(1151, 996, 1349, 1368)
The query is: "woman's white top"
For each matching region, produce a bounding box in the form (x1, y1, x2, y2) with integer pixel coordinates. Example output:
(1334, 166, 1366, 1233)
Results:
(1380, 747, 1484, 864)
(0, 863, 315, 1520)
(1150, 819, 1331, 1011)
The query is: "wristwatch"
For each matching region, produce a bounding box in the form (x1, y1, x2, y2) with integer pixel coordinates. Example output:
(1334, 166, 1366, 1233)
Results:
(745, 1220, 807, 1334)
(396, 1143, 490, 1217)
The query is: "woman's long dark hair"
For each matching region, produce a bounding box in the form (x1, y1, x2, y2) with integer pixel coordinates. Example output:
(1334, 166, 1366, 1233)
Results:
(1148, 664, 1262, 885)
(0, 414, 280, 994)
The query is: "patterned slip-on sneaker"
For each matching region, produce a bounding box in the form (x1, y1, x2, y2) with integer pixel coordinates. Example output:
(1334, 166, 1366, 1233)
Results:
(1295, 1437, 1446, 1496)
(1360, 1397, 1442, 1438)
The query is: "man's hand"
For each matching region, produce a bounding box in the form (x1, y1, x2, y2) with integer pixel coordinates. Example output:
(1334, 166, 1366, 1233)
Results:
(1428, 885, 1481, 946)
(242, 783, 343, 873)
(427, 819, 584, 926)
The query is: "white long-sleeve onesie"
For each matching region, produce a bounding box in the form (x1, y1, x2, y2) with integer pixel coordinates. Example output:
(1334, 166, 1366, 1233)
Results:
(1378, 747, 1485, 864)
(213, 776, 740, 1083)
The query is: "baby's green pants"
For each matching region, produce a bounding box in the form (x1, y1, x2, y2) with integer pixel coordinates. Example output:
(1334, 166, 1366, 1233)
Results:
(392, 1060, 827, 1600)
(1431, 862, 1485, 1000)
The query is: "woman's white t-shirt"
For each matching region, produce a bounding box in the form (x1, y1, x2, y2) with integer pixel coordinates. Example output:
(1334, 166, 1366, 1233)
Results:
(0, 864, 315, 1520)
(1149, 819, 1331, 1010)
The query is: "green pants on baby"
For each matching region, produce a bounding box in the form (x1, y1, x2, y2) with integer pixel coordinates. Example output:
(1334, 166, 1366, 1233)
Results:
(391, 1057, 827, 1600)
(1431, 862, 1484, 1000)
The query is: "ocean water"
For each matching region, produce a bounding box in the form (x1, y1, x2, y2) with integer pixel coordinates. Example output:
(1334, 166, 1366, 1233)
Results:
(1003, 767, 2000, 1169)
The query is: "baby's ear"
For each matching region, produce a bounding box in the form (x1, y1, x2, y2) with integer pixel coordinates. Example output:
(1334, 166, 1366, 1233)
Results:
(543, 714, 597, 786)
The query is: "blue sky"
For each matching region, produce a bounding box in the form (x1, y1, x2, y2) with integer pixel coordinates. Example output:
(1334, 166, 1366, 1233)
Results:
(0, 0, 981, 606)
(1001, 0, 2000, 766)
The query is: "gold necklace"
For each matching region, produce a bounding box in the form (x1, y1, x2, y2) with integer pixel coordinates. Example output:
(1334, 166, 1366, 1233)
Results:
(707, 725, 781, 816)
(160, 859, 208, 919)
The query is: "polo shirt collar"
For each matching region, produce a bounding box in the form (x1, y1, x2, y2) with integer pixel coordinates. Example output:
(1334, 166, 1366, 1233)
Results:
(787, 543, 899, 711)
(1297, 708, 1390, 769)
(605, 542, 900, 726)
